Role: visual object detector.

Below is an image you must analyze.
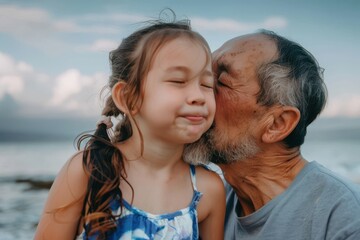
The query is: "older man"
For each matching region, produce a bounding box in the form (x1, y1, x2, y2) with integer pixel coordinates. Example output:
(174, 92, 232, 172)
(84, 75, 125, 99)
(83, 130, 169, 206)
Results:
(208, 30, 360, 239)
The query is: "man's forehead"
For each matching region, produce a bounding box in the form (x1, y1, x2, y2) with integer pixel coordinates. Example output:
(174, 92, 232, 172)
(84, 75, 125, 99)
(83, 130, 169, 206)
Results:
(214, 34, 277, 64)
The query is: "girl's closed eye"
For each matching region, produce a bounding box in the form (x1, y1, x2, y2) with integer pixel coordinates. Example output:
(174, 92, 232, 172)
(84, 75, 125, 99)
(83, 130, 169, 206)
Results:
(166, 78, 187, 87)
(201, 78, 215, 89)
(167, 79, 187, 85)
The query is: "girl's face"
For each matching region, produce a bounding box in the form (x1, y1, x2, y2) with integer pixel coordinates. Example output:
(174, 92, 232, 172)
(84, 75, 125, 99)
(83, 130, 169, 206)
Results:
(133, 37, 215, 145)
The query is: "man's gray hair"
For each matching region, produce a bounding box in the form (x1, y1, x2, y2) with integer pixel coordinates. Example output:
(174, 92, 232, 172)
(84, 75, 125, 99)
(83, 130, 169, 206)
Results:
(256, 30, 327, 147)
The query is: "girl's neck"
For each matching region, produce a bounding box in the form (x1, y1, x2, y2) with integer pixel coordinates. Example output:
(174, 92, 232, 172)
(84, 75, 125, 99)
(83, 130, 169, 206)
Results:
(117, 135, 192, 215)
(116, 134, 185, 171)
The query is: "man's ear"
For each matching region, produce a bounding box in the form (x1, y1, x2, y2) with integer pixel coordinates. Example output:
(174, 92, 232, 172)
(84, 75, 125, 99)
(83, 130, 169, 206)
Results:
(262, 106, 300, 143)
(111, 81, 129, 114)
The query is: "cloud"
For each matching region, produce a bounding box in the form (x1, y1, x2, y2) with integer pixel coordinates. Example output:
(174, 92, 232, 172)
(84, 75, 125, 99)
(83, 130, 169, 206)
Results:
(323, 95, 360, 117)
(47, 69, 107, 116)
(0, 51, 53, 114)
(49, 69, 94, 109)
(77, 13, 147, 23)
(0, 5, 54, 41)
(0, 51, 107, 118)
(263, 16, 288, 29)
(192, 16, 287, 32)
(0, 93, 20, 116)
(0, 4, 119, 37)
(0, 4, 147, 54)
(17, 62, 33, 73)
(0, 4, 150, 40)
(0, 75, 24, 99)
(1, 4, 288, 57)
(0, 52, 28, 99)
(87, 39, 119, 52)
(53, 20, 119, 34)
(0, 52, 15, 73)
(50, 69, 85, 106)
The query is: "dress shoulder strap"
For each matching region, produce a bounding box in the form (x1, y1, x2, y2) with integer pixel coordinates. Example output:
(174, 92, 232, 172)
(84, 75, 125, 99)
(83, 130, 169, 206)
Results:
(189, 164, 198, 191)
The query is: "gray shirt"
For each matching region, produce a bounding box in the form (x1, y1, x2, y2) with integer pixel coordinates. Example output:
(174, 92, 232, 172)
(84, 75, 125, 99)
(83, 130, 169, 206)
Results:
(224, 161, 360, 239)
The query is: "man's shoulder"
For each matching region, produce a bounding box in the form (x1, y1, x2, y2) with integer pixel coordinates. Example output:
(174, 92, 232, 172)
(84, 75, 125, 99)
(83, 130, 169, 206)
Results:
(310, 162, 360, 192)
(306, 162, 360, 239)
(303, 161, 360, 206)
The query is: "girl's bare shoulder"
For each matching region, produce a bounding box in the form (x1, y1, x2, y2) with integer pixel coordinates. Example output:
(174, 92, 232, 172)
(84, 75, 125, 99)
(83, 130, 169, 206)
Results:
(48, 150, 89, 203)
(195, 164, 225, 196)
(194, 164, 226, 224)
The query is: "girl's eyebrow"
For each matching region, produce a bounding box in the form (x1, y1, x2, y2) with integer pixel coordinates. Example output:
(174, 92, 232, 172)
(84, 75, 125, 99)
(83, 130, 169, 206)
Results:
(165, 66, 213, 77)
(202, 69, 213, 77)
(165, 66, 189, 73)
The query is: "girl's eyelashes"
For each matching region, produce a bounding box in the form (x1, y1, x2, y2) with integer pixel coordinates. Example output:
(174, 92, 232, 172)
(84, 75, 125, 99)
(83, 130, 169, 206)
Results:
(201, 79, 215, 89)
(166, 77, 214, 89)
(168, 79, 186, 84)
(201, 73, 215, 89)
(201, 84, 214, 89)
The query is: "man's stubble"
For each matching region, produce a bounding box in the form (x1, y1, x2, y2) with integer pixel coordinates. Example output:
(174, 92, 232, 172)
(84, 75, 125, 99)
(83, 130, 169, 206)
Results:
(183, 128, 260, 165)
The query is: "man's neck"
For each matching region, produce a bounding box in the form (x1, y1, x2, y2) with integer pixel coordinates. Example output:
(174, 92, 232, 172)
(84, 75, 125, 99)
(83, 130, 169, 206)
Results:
(219, 146, 307, 216)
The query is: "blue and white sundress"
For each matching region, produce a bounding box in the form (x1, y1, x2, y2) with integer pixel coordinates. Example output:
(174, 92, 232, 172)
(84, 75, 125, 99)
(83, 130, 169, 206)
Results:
(77, 164, 202, 240)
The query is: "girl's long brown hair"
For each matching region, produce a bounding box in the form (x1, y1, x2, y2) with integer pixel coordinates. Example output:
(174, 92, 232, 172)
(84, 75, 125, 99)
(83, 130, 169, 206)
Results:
(76, 13, 212, 239)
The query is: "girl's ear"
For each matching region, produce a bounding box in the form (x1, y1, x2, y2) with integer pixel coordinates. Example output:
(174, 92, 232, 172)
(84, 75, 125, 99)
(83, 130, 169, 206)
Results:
(262, 106, 300, 143)
(112, 81, 129, 114)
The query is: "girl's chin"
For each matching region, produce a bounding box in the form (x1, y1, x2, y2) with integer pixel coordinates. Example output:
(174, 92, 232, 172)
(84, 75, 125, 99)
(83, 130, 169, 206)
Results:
(184, 133, 204, 144)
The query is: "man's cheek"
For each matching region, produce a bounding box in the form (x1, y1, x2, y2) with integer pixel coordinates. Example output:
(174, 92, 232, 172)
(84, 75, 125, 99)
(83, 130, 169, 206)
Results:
(215, 99, 238, 124)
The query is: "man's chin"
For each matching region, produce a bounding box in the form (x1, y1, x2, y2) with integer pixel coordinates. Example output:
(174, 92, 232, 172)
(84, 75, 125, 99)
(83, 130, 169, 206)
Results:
(209, 151, 229, 164)
(207, 130, 231, 163)
(183, 134, 212, 165)
(208, 128, 261, 164)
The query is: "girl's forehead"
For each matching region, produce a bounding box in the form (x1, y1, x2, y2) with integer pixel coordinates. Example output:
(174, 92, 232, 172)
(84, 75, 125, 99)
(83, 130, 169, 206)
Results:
(151, 37, 210, 65)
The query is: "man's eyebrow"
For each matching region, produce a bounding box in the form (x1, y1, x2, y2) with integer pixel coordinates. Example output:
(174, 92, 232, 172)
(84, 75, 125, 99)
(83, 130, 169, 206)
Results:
(217, 62, 228, 72)
(217, 62, 230, 73)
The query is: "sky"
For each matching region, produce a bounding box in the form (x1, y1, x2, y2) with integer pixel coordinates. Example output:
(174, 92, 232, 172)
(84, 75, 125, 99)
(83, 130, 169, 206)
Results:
(0, 0, 359, 138)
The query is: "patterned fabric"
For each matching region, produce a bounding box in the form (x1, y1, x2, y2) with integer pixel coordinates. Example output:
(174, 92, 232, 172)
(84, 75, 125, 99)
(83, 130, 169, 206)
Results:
(77, 165, 202, 240)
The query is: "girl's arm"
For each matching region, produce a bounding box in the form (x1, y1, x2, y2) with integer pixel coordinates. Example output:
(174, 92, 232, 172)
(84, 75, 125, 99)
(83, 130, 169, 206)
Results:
(34, 152, 88, 240)
(197, 167, 226, 240)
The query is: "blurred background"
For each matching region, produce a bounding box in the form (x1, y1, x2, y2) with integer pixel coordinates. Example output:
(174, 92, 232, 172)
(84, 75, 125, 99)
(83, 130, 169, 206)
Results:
(0, 0, 359, 239)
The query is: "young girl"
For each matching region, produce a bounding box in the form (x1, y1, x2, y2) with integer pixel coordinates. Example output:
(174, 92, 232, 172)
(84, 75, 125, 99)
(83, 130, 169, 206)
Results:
(34, 19, 225, 240)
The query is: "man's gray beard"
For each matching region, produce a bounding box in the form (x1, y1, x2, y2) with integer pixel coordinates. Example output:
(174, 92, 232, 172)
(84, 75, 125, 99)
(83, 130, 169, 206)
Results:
(183, 129, 261, 165)
(183, 131, 213, 165)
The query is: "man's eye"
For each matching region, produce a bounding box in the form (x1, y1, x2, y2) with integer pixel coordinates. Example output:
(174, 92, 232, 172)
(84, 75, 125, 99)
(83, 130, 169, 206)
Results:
(216, 80, 228, 87)
(216, 72, 233, 88)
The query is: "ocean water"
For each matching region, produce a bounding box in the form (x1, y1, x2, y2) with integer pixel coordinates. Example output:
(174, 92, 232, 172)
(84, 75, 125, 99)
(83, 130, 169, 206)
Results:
(0, 139, 359, 239)
(0, 141, 75, 240)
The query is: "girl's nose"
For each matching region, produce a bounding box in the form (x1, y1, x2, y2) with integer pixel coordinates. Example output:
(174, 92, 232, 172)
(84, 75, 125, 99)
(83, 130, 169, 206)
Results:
(187, 84, 205, 105)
